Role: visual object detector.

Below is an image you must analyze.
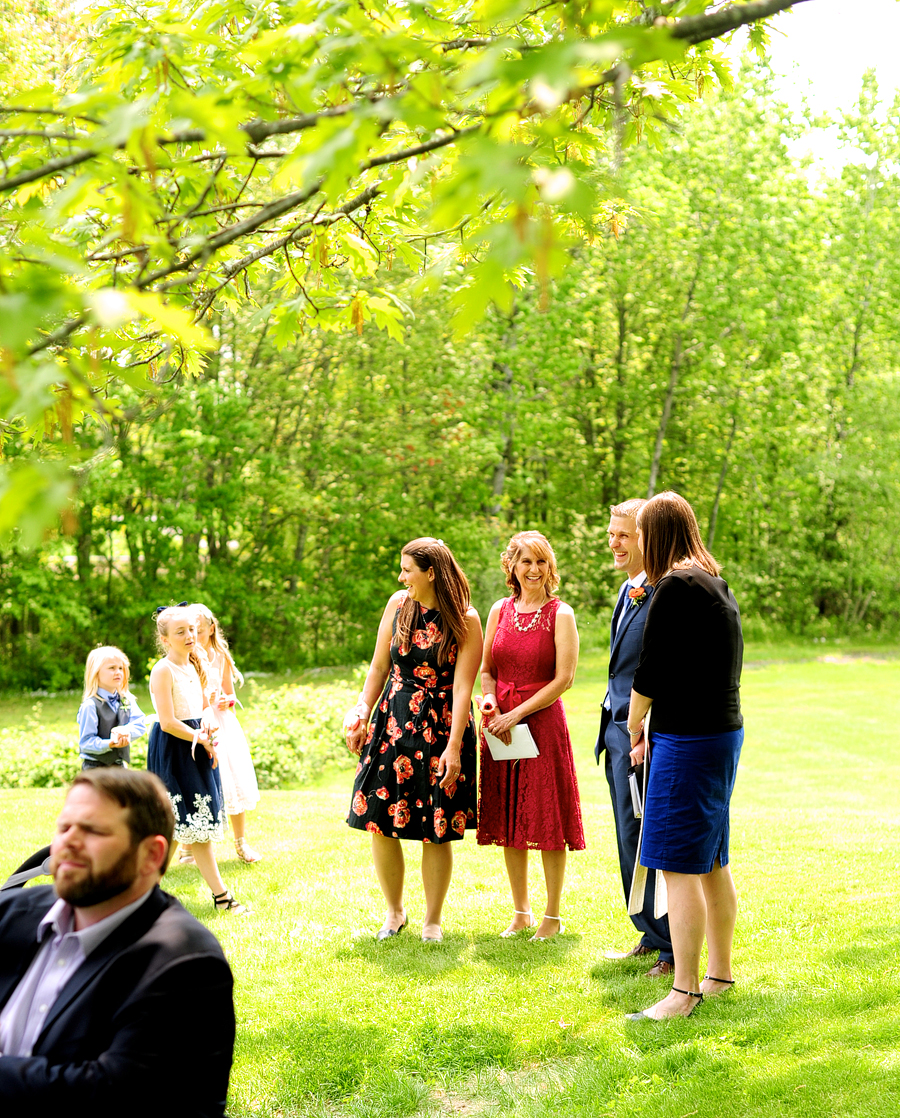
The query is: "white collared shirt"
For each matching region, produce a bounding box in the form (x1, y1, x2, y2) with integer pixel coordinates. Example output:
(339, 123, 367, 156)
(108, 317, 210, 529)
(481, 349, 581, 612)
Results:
(615, 570, 647, 634)
(0, 888, 154, 1057)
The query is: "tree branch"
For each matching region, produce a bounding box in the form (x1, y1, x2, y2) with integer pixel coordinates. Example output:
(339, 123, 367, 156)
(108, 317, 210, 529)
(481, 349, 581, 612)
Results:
(670, 0, 811, 44)
(0, 148, 97, 191)
(137, 180, 327, 289)
(1, 2, 804, 194)
(161, 103, 359, 146)
(364, 124, 480, 169)
(0, 105, 101, 124)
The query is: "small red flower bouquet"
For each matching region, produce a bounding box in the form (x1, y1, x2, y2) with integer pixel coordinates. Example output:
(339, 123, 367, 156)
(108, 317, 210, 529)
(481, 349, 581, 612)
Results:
(627, 586, 648, 609)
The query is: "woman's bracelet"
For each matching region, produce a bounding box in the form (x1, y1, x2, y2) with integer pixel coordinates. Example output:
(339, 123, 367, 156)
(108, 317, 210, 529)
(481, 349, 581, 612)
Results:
(627, 725, 643, 737)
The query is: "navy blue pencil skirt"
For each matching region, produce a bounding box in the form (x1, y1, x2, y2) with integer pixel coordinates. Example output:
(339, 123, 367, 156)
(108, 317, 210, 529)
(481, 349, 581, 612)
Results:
(641, 728, 744, 874)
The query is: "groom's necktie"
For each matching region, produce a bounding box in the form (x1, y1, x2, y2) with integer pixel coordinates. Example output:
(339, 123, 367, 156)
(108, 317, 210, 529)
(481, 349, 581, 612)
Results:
(614, 581, 633, 635)
(604, 582, 632, 712)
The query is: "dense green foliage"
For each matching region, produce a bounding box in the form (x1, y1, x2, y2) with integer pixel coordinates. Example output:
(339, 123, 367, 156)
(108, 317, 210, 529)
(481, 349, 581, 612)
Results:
(3, 65, 899, 688)
(0, 0, 794, 538)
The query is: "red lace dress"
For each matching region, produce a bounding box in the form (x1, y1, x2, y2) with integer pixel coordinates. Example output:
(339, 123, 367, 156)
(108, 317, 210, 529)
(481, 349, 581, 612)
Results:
(477, 597, 585, 851)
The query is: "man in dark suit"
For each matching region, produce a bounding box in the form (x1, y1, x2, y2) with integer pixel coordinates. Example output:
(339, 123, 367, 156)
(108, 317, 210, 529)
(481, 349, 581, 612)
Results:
(0, 768, 234, 1115)
(596, 499, 673, 976)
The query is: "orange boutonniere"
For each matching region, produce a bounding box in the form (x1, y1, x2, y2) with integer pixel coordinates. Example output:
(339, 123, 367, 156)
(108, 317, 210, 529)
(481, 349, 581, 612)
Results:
(627, 586, 647, 608)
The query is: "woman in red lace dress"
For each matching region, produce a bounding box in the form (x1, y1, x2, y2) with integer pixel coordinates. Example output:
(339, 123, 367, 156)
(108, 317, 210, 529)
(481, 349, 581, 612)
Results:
(344, 538, 483, 943)
(478, 531, 584, 941)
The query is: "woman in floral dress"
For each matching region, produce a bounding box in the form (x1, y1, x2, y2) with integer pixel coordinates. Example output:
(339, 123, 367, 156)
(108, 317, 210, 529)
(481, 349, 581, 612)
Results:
(345, 538, 483, 942)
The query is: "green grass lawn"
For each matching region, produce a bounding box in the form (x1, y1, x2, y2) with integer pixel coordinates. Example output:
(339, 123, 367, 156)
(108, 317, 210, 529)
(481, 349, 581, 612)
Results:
(2, 646, 900, 1117)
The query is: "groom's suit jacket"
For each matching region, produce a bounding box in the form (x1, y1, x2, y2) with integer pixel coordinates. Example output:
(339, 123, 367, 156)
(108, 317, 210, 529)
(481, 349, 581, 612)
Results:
(596, 580, 654, 761)
(0, 883, 234, 1116)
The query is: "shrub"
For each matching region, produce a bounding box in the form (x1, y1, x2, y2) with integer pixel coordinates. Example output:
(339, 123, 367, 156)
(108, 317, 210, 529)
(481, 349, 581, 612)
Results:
(239, 679, 358, 789)
(0, 702, 150, 789)
(0, 680, 359, 790)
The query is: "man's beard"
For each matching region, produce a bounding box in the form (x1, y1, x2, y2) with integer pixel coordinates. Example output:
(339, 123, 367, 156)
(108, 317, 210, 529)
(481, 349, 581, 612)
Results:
(54, 845, 139, 907)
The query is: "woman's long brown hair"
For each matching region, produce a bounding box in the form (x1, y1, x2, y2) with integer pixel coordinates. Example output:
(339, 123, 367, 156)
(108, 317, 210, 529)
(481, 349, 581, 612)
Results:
(638, 491, 721, 586)
(394, 538, 471, 664)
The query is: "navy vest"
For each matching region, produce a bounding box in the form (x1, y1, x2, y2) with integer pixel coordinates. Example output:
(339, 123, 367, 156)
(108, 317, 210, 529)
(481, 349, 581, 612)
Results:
(89, 696, 130, 765)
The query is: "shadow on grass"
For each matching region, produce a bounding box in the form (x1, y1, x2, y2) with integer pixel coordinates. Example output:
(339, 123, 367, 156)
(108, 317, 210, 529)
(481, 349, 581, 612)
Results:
(230, 976, 900, 1117)
(470, 931, 582, 974)
(233, 1014, 518, 1116)
(335, 930, 582, 981)
(824, 923, 900, 972)
(236, 1016, 391, 1103)
(336, 933, 469, 977)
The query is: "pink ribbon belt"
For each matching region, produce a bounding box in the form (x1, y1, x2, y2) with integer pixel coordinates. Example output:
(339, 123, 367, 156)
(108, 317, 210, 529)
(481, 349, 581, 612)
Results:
(496, 679, 553, 709)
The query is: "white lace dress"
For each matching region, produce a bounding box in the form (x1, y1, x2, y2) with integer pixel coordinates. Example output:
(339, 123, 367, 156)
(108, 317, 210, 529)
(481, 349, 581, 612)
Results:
(206, 654, 260, 815)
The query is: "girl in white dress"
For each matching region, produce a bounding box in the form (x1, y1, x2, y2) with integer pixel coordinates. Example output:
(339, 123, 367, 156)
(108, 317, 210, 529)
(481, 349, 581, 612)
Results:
(190, 603, 262, 863)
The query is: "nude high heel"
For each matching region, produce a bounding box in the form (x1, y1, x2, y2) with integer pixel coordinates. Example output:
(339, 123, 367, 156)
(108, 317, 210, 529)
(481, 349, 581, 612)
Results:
(500, 910, 537, 938)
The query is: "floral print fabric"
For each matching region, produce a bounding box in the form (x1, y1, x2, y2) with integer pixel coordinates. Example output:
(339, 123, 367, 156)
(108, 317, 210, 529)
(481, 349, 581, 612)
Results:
(148, 718, 226, 844)
(347, 602, 477, 843)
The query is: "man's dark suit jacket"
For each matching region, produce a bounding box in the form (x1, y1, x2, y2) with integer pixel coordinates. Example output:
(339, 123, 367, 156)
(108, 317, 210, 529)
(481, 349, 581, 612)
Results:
(596, 582, 654, 761)
(0, 883, 235, 1116)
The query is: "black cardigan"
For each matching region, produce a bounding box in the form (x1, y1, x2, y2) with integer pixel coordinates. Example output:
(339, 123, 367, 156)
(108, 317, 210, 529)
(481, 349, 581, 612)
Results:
(632, 566, 743, 734)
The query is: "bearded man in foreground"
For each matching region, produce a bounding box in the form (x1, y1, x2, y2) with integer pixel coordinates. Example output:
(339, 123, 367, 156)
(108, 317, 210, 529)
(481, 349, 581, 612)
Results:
(0, 768, 234, 1116)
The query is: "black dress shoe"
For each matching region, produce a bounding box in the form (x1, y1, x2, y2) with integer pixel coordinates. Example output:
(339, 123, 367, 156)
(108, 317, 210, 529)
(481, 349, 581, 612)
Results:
(376, 916, 408, 941)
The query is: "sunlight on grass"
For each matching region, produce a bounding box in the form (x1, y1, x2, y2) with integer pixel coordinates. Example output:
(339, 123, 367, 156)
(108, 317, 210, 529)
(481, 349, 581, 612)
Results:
(3, 647, 900, 1116)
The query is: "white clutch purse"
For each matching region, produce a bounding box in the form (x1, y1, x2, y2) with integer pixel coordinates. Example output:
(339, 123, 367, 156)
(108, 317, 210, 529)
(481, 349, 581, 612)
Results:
(483, 722, 540, 761)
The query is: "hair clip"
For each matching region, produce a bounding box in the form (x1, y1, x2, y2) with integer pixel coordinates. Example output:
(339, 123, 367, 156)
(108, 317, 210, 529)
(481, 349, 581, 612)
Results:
(153, 601, 188, 616)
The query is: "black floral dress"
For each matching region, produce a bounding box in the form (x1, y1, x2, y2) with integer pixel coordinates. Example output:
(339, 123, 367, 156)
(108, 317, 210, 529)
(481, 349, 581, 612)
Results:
(347, 604, 477, 843)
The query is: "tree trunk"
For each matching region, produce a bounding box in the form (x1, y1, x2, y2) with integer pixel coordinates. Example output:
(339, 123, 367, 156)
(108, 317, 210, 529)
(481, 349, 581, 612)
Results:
(76, 504, 93, 585)
(287, 522, 307, 594)
(646, 253, 702, 497)
(646, 334, 682, 498)
(606, 297, 628, 506)
(489, 359, 516, 519)
(706, 400, 739, 550)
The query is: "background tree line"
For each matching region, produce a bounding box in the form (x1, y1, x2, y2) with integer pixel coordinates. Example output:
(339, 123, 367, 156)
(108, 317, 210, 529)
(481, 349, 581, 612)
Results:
(3, 68, 899, 689)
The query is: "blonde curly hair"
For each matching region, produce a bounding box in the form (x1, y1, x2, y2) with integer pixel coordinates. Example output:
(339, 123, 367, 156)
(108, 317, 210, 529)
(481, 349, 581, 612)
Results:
(500, 531, 560, 598)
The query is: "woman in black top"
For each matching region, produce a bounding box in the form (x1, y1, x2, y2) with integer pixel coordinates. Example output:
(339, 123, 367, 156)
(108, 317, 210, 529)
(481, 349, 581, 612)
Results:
(624, 492, 743, 1021)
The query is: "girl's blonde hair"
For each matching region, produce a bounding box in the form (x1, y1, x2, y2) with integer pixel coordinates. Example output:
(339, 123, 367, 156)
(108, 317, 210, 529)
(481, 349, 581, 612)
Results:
(188, 603, 244, 687)
(154, 607, 208, 691)
(82, 646, 131, 704)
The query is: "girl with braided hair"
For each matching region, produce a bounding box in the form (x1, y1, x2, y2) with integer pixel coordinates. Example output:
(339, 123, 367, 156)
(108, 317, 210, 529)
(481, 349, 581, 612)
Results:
(147, 605, 250, 914)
